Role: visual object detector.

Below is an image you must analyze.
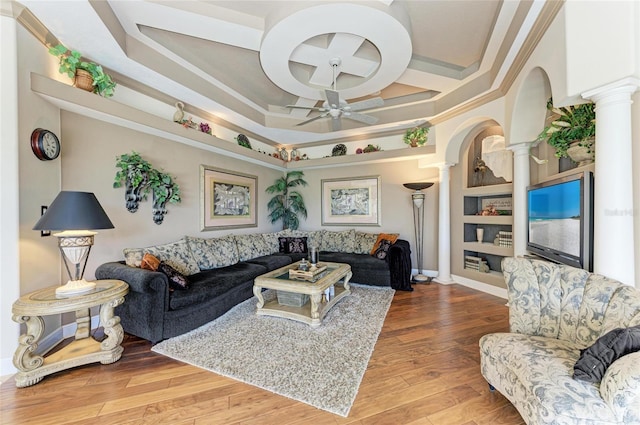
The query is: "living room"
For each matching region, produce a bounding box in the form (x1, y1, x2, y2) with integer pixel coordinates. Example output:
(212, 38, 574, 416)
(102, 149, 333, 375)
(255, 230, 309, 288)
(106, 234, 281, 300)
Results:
(1, 1, 639, 423)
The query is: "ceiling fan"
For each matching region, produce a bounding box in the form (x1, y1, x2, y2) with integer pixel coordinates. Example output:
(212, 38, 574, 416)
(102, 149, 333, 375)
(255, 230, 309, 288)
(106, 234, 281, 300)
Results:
(285, 58, 384, 131)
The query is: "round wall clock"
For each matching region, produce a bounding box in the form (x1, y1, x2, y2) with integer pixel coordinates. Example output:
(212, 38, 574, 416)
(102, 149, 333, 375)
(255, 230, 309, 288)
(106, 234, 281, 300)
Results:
(31, 128, 61, 161)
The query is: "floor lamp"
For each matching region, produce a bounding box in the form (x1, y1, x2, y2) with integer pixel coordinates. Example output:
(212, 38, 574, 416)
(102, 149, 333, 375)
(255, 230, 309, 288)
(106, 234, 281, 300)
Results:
(403, 182, 434, 283)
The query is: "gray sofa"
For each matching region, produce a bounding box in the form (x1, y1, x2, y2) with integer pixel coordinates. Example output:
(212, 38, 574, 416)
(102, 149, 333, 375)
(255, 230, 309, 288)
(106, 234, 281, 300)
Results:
(480, 258, 640, 425)
(96, 229, 411, 343)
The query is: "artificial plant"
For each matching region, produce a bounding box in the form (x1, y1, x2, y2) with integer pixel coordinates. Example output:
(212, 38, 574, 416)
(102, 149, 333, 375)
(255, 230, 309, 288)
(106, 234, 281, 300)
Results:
(48, 44, 117, 97)
(537, 98, 596, 159)
(266, 171, 308, 230)
(403, 126, 429, 147)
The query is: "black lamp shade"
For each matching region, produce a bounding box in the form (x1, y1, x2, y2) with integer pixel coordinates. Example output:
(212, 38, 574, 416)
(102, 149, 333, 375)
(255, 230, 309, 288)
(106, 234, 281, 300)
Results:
(33, 191, 114, 231)
(403, 182, 434, 191)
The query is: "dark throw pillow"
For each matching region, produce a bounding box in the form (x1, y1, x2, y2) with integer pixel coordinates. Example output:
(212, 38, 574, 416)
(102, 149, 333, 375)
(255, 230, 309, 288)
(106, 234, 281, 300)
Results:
(573, 325, 640, 383)
(278, 237, 308, 254)
(158, 262, 190, 291)
(372, 239, 393, 260)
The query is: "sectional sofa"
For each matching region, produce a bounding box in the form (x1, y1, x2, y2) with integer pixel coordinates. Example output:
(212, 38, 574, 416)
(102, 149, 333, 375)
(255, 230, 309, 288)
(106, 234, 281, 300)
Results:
(96, 229, 412, 343)
(480, 257, 640, 425)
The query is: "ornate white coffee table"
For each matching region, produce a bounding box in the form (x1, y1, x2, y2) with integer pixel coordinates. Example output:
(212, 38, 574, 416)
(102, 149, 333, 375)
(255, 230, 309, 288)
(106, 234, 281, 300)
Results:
(11, 279, 128, 387)
(253, 261, 352, 327)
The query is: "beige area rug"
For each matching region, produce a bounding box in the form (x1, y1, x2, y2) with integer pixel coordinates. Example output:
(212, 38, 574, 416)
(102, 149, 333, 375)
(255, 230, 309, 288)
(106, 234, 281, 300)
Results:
(152, 284, 395, 417)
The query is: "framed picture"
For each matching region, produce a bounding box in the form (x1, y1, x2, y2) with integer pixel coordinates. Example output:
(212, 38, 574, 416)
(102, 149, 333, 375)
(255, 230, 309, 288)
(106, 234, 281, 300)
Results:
(321, 176, 381, 226)
(200, 165, 257, 230)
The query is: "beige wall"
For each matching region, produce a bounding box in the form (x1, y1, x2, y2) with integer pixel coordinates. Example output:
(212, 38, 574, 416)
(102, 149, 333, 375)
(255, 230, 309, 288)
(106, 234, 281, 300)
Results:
(60, 111, 284, 279)
(301, 163, 440, 271)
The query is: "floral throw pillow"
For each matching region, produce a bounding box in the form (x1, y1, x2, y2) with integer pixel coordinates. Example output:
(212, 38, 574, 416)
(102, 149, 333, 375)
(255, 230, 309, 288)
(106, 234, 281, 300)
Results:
(235, 234, 271, 261)
(123, 238, 200, 276)
(354, 231, 379, 254)
(372, 239, 393, 260)
(278, 237, 308, 254)
(321, 229, 355, 253)
(158, 262, 190, 291)
(185, 235, 239, 270)
(370, 233, 399, 255)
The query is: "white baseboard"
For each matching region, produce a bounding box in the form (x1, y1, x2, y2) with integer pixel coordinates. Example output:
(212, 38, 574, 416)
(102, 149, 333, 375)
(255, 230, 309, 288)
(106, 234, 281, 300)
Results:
(0, 314, 100, 378)
(412, 268, 438, 278)
(451, 274, 508, 299)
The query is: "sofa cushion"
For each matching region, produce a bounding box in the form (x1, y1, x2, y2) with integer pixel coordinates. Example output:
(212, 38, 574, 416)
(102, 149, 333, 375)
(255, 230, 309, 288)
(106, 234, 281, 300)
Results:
(169, 262, 266, 310)
(320, 252, 388, 271)
(185, 235, 239, 269)
(123, 238, 200, 276)
(235, 234, 271, 261)
(321, 229, 355, 253)
(574, 325, 640, 383)
(246, 254, 292, 272)
(480, 332, 618, 424)
(354, 231, 378, 254)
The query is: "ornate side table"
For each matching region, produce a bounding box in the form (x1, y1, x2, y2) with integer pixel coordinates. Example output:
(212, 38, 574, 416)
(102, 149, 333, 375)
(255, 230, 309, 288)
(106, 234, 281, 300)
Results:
(11, 279, 128, 387)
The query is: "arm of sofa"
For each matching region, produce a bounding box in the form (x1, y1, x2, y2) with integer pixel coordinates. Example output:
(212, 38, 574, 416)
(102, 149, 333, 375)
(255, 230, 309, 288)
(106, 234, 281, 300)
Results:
(600, 351, 640, 424)
(95, 262, 170, 343)
(389, 239, 413, 291)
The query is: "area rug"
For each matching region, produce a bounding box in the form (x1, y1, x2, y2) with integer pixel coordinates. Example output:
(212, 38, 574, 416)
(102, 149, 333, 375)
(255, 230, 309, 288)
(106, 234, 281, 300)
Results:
(151, 284, 394, 417)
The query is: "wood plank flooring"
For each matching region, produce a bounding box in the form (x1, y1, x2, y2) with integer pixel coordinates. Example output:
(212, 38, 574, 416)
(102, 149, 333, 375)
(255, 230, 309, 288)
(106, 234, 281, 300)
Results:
(0, 283, 525, 425)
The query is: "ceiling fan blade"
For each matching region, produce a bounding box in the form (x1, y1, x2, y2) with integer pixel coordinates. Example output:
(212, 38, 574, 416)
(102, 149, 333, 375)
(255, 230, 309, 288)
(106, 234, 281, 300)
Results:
(345, 112, 379, 125)
(331, 117, 342, 131)
(347, 97, 384, 112)
(285, 105, 324, 111)
(296, 112, 329, 126)
(325, 89, 340, 108)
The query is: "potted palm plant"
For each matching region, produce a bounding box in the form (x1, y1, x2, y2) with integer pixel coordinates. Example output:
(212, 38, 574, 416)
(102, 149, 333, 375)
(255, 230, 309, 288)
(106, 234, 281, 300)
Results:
(537, 98, 595, 165)
(403, 126, 429, 147)
(49, 44, 116, 97)
(266, 171, 308, 230)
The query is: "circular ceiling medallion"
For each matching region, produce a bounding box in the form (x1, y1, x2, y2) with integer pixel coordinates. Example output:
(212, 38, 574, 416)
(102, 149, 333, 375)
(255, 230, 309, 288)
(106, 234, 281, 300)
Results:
(260, 3, 412, 101)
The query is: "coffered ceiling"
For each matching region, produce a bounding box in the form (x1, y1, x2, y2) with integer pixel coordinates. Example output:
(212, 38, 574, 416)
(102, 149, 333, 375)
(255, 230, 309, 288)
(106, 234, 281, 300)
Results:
(17, 0, 553, 147)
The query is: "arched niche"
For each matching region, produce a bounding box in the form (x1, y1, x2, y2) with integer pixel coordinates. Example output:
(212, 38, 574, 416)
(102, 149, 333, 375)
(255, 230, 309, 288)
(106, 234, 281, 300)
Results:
(447, 118, 507, 188)
(509, 67, 552, 145)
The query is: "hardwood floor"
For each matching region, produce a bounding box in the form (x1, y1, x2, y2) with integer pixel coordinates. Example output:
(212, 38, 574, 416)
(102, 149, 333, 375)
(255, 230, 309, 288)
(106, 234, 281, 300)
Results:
(0, 283, 525, 425)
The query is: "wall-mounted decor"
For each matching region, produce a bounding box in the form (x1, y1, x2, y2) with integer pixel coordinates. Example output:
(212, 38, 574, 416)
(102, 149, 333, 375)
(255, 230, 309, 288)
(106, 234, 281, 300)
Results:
(201, 165, 257, 230)
(114, 152, 181, 223)
(30, 128, 61, 161)
(149, 170, 181, 225)
(321, 176, 381, 226)
(113, 152, 153, 212)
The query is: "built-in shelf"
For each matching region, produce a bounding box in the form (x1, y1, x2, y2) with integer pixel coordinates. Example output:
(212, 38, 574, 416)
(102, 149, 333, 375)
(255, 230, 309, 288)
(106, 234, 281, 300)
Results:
(463, 242, 513, 257)
(31, 73, 436, 171)
(462, 215, 513, 225)
(537, 163, 595, 183)
(462, 183, 513, 196)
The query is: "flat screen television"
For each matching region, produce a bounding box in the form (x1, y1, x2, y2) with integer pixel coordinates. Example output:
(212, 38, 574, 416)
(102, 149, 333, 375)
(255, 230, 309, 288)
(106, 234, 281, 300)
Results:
(527, 171, 594, 271)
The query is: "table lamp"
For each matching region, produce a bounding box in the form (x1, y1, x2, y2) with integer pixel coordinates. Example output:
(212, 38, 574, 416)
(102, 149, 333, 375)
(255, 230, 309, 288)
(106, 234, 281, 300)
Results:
(33, 191, 114, 296)
(403, 182, 434, 283)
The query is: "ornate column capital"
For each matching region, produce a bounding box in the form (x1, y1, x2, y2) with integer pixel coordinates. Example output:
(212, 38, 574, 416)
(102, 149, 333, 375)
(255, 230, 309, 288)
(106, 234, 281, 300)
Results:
(582, 77, 640, 103)
(506, 141, 535, 154)
(432, 161, 456, 171)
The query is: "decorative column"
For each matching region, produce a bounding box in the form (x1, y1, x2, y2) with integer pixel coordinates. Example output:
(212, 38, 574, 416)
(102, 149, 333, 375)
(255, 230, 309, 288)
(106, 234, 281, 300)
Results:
(507, 142, 533, 257)
(434, 162, 455, 284)
(582, 78, 640, 285)
(1, 6, 21, 374)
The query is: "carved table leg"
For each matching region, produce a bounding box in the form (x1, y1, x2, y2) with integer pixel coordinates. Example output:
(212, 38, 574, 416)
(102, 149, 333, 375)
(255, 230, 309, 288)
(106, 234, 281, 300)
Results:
(310, 294, 322, 319)
(99, 296, 125, 363)
(254, 285, 265, 308)
(75, 308, 91, 339)
(12, 314, 45, 387)
(343, 271, 353, 292)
